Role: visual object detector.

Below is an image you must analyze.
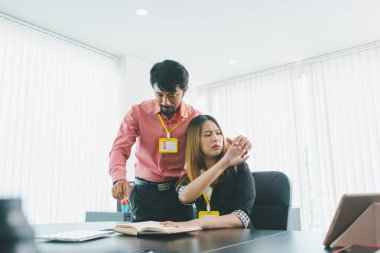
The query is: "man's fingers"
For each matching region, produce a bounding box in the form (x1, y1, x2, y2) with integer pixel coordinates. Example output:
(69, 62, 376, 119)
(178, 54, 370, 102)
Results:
(122, 183, 131, 199)
(233, 135, 243, 145)
(117, 187, 124, 199)
(112, 185, 121, 200)
(111, 180, 129, 200)
(112, 187, 117, 199)
(234, 136, 252, 152)
(233, 135, 247, 150)
(114, 183, 124, 199)
(241, 141, 252, 152)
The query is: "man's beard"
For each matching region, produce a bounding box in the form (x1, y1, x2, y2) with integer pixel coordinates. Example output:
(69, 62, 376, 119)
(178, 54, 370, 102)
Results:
(160, 105, 178, 118)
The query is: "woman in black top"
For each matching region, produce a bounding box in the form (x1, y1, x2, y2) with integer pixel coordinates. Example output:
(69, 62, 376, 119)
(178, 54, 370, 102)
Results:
(162, 115, 256, 229)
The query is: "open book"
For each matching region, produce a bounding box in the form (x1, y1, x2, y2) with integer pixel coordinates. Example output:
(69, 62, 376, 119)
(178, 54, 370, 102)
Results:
(113, 221, 202, 236)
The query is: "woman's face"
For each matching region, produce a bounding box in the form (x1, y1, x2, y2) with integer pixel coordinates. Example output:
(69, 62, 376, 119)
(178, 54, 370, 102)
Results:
(200, 120, 224, 159)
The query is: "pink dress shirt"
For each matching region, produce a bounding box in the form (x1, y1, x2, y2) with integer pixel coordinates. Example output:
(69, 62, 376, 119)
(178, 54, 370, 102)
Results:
(109, 99, 201, 183)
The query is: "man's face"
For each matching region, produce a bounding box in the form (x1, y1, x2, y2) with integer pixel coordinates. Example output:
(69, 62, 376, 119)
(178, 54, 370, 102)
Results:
(153, 84, 187, 117)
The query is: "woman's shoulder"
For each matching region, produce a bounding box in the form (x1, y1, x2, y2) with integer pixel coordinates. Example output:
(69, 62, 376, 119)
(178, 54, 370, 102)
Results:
(236, 162, 251, 174)
(224, 162, 251, 177)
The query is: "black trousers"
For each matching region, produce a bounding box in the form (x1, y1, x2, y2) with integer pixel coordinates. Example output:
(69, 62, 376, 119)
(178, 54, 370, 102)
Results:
(129, 183, 194, 222)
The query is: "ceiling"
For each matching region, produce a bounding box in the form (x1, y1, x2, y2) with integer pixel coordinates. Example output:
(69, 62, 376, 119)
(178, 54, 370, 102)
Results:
(1, 0, 380, 86)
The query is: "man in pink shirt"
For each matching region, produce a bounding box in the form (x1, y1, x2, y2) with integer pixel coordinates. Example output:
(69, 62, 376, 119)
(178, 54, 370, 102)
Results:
(109, 60, 251, 222)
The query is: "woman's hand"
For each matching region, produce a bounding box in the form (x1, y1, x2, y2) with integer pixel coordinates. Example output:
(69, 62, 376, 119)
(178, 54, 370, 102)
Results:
(160, 219, 201, 228)
(222, 141, 250, 167)
(226, 135, 252, 154)
(161, 214, 245, 229)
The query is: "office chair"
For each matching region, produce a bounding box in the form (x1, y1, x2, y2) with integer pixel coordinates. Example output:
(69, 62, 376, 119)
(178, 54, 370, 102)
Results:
(251, 171, 292, 230)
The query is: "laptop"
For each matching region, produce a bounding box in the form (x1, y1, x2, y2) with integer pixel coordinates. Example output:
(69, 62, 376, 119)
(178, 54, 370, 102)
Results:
(323, 193, 380, 246)
(35, 229, 115, 242)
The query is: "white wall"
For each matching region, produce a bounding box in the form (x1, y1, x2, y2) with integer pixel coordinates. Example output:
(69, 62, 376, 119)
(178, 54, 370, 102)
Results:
(118, 56, 153, 114)
(115, 56, 153, 181)
(0, 18, 154, 223)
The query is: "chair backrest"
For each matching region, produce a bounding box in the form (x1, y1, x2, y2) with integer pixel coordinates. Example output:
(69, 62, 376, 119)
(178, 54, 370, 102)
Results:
(251, 171, 292, 230)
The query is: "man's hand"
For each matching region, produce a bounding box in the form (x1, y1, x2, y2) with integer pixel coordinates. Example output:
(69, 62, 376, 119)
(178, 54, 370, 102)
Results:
(222, 144, 250, 167)
(112, 180, 132, 200)
(226, 135, 252, 154)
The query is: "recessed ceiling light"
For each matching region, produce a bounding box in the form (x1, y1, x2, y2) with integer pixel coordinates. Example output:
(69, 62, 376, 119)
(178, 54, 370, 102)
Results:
(136, 9, 148, 16)
(228, 59, 237, 65)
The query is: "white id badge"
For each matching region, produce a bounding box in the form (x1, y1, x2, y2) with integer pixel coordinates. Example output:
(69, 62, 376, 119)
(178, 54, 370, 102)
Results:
(158, 138, 178, 153)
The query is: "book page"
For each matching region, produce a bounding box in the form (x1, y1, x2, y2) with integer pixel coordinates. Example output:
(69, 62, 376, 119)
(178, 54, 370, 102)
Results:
(115, 221, 202, 234)
(143, 226, 200, 234)
(117, 221, 166, 232)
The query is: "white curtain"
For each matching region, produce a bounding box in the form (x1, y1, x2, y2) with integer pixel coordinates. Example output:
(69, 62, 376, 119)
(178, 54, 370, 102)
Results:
(190, 43, 380, 231)
(0, 18, 121, 224)
(301, 47, 380, 230)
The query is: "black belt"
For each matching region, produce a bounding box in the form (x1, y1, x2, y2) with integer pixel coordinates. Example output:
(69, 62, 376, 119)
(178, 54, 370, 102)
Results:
(134, 178, 178, 191)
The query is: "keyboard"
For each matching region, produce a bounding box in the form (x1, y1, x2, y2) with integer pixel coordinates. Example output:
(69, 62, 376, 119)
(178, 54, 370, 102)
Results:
(35, 229, 114, 242)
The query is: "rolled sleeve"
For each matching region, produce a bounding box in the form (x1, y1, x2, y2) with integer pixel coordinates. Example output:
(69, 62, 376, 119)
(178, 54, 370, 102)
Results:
(232, 163, 256, 227)
(178, 185, 194, 205)
(233, 209, 251, 228)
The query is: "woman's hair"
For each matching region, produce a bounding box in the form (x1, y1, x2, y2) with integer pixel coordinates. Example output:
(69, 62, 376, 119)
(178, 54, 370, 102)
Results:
(177, 115, 228, 189)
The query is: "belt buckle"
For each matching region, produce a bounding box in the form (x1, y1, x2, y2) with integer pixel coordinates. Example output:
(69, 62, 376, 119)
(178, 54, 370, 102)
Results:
(158, 183, 170, 191)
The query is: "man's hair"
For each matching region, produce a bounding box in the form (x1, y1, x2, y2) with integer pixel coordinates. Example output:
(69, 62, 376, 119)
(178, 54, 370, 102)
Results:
(150, 60, 189, 92)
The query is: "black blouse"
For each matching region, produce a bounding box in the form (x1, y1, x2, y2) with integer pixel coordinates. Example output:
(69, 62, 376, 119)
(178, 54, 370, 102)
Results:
(178, 163, 256, 228)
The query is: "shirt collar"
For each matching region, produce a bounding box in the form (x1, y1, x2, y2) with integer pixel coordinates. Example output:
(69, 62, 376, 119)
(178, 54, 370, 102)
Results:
(153, 101, 188, 120)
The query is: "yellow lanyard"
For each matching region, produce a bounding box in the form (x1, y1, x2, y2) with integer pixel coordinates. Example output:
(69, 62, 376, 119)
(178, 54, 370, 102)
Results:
(202, 191, 212, 212)
(157, 114, 181, 139)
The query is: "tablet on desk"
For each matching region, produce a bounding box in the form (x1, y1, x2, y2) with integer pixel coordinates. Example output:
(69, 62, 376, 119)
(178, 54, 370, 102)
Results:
(333, 244, 380, 253)
(324, 193, 380, 246)
(35, 229, 114, 242)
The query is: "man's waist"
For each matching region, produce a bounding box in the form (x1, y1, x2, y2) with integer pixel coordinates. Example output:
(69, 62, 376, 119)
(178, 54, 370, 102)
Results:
(134, 177, 179, 191)
(134, 165, 185, 182)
